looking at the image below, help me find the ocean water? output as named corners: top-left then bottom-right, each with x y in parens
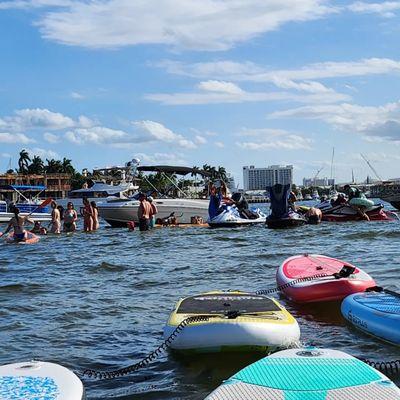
top-left (1, 206), bottom-right (400, 399)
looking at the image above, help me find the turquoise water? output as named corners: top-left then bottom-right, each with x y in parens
top-left (1, 204), bottom-right (400, 399)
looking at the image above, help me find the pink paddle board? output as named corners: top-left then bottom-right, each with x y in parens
top-left (276, 254), bottom-right (376, 303)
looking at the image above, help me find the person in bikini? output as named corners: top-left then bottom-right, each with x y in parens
top-left (82, 198), bottom-right (93, 232)
top-left (50, 201), bottom-right (61, 234)
top-left (90, 201), bottom-right (100, 230)
top-left (1, 207), bottom-right (35, 241)
top-left (63, 202), bottom-right (78, 232)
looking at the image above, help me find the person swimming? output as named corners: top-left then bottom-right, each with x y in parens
top-left (1, 207), bottom-right (35, 241)
top-left (63, 202), bottom-right (78, 232)
top-left (82, 198), bottom-right (93, 232)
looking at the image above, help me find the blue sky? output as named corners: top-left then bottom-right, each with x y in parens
top-left (1, 0), bottom-right (400, 186)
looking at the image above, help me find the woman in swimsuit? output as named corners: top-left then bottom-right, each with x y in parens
top-left (50, 201), bottom-right (61, 234)
top-left (82, 198), bottom-right (93, 232)
top-left (1, 207), bottom-right (34, 241)
top-left (90, 201), bottom-right (100, 230)
top-left (63, 202), bottom-right (78, 232)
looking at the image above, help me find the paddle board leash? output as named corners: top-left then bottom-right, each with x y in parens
top-left (81, 315), bottom-right (212, 380)
top-left (255, 265), bottom-right (355, 295)
top-left (360, 358), bottom-right (400, 376)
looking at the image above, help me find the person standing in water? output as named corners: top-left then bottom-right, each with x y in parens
top-left (91, 201), bottom-right (100, 230)
top-left (137, 193), bottom-right (151, 231)
top-left (63, 202), bottom-right (78, 232)
top-left (147, 196), bottom-right (158, 229)
top-left (1, 207), bottom-right (35, 241)
top-left (82, 198), bottom-right (93, 232)
top-left (50, 201), bottom-right (61, 234)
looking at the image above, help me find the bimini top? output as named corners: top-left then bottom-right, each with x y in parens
top-left (137, 165), bottom-right (210, 176)
top-left (0, 185), bottom-right (46, 191)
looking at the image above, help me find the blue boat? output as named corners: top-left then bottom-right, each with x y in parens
top-left (0, 185), bottom-right (51, 223)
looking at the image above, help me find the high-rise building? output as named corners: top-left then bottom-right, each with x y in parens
top-left (302, 177), bottom-right (335, 187)
top-left (243, 165), bottom-right (293, 191)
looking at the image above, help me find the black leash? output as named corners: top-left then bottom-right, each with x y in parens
top-left (81, 315), bottom-right (211, 380)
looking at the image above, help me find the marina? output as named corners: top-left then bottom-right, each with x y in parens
top-left (1, 200), bottom-right (400, 399)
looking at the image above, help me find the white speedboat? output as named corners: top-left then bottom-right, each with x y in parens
top-left (56, 181), bottom-right (137, 208)
top-left (0, 185), bottom-right (52, 223)
top-left (97, 165), bottom-right (212, 227)
top-left (98, 196), bottom-right (209, 227)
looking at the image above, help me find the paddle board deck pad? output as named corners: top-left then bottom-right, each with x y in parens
top-left (277, 254), bottom-right (376, 303)
top-left (163, 291), bottom-right (300, 353)
top-left (5, 232), bottom-right (40, 244)
top-left (341, 290), bottom-right (400, 346)
top-left (205, 348), bottom-right (400, 399)
top-left (0, 361), bottom-right (84, 399)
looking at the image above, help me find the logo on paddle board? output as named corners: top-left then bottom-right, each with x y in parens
top-left (347, 311), bottom-right (367, 329)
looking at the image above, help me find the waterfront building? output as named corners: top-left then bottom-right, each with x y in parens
top-left (303, 177), bottom-right (335, 187)
top-left (0, 173), bottom-right (71, 201)
top-left (243, 165), bottom-right (293, 191)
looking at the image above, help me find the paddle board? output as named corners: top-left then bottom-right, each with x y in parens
top-left (277, 254), bottom-right (376, 303)
top-left (0, 361), bottom-right (84, 399)
top-left (342, 289), bottom-right (400, 346)
top-left (205, 348), bottom-right (400, 399)
top-left (5, 232), bottom-right (40, 245)
top-left (164, 291), bottom-right (300, 353)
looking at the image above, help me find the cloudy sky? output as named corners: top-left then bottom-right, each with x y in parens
top-left (1, 0), bottom-right (400, 185)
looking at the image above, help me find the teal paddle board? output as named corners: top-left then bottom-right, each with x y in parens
top-left (205, 348), bottom-right (400, 399)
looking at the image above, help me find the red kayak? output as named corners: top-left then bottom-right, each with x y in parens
top-left (276, 254), bottom-right (376, 303)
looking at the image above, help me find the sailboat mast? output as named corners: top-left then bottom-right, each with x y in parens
top-left (330, 147), bottom-right (335, 189)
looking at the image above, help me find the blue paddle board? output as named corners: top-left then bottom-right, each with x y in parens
top-left (342, 290), bottom-right (400, 345)
top-left (205, 348), bottom-right (400, 399)
top-left (0, 361), bottom-right (84, 399)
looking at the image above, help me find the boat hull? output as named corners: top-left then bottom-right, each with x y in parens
top-left (0, 212), bottom-right (51, 223)
top-left (98, 198), bottom-right (209, 226)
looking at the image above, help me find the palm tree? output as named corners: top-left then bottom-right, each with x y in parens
top-left (28, 155), bottom-right (44, 174)
top-left (45, 159), bottom-right (63, 174)
top-left (18, 149), bottom-right (31, 174)
top-left (217, 166), bottom-right (227, 181)
top-left (61, 158), bottom-right (75, 174)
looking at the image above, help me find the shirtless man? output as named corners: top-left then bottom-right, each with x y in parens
top-left (1, 207), bottom-right (35, 241)
top-left (138, 193), bottom-right (151, 231)
top-left (50, 201), bottom-right (61, 234)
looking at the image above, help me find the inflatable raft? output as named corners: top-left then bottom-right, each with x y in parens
top-left (163, 291), bottom-right (300, 353)
top-left (205, 348), bottom-right (400, 399)
top-left (0, 360), bottom-right (84, 399)
top-left (341, 289), bottom-right (400, 346)
top-left (277, 254), bottom-right (376, 303)
top-left (5, 232), bottom-right (40, 244)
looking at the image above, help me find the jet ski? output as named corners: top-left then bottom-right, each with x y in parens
top-left (266, 184), bottom-right (306, 229)
top-left (318, 199), bottom-right (398, 222)
top-left (208, 192), bottom-right (266, 227)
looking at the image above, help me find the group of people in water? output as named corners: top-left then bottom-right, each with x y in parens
top-left (137, 193), bottom-right (158, 231)
top-left (0, 198), bottom-right (100, 242)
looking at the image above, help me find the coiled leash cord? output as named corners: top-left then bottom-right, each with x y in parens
top-left (82, 315), bottom-right (211, 380)
top-left (360, 359), bottom-right (400, 376)
top-left (82, 265), bottom-right (356, 380)
top-left (255, 264), bottom-right (355, 295)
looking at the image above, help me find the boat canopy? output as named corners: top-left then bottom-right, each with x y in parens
top-left (0, 184), bottom-right (46, 191)
top-left (71, 182), bottom-right (131, 195)
top-left (137, 165), bottom-right (210, 176)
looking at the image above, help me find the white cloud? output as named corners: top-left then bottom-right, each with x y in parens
top-left (26, 147), bottom-right (60, 160)
top-left (348, 1), bottom-right (400, 18)
top-left (0, 132), bottom-right (35, 144)
top-left (133, 120), bottom-right (197, 149)
top-left (30, 0), bottom-right (335, 51)
top-left (0, 108), bottom-right (75, 132)
top-left (65, 126), bottom-right (128, 145)
top-left (194, 135), bottom-right (207, 145)
top-left (1, 152), bottom-right (11, 158)
top-left (268, 101), bottom-right (400, 142)
top-left (43, 132), bottom-right (59, 143)
top-left (197, 80), bottom-right (244, 95)
top-left (235, 128), bottom-right (313, 150)
top-left (146, 85), bottom-right (349, 105)
top-left (70, 91), bottom-right (85, 99)
top-left (133, 152), bottom-right (187, 166)
top-left (0, 0), bottom-right (71, 9)
top-left (214, 141), bottom-right (225, 148)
